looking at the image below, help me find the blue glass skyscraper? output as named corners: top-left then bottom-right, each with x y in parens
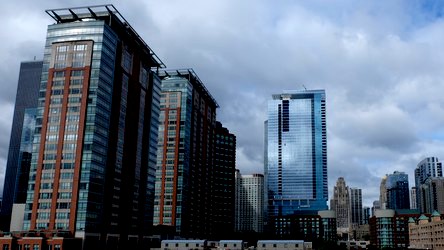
top-left (265, 90), bottom-right (328, 219)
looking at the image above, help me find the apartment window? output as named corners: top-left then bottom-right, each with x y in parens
top-left (33, 245), bottom-right (39, 250)
top-left (74, 44), bottom-right (87, 51)
top-left (57, 202), bottom-right (71, 209)
top-left (55, 54), bottom-right (67, 61)
top-left (121, 47), bottom-right (133, 72)
top-left (53, 71), bottom-right (65, 78)
top-left (57, 45), bottom-right (68, 53)
top-left (3, 244), bottom-right (9, 250)
top-left (71, 70), bottom-right (84, 77)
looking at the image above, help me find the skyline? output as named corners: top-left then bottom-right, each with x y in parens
top-left (2, 1), bottom-right (444, 207)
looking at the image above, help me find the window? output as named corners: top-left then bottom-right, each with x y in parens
top-left (121, 47), bottom-right (133, 72)
top-left (74, 44), bottom-right (87, 51)
top-left (71, 70), bottom-right (84, 77)
top-left (33, 245), bottom-right (39, 250)
top-left (53, 71), bottom-right (65, 78)
top-left (57, 45), bottom-right (68, 52)
top-left (55, 54), bottom-right (67, 61)
top-left (57, 202), bottom-right (71, 209)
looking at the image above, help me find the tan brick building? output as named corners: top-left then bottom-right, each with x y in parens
top-left (409, 211), bottom-right (444, 250)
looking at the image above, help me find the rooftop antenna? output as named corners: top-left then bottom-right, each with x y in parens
top-left (302, 84), bottom-right (307, 90)
top-left (34, 56), bottom-right (36, 61)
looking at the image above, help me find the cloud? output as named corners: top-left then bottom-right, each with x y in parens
top-left (2, 0), bottom-right (444, 208)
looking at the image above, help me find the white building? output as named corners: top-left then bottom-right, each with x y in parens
top-left (410, 187), bottom-right (417, 209)
top-left (235, 170), bottom-right (264, 233)
top-left (161, 240), bottom-right (206, 250)
top-left (257, 240), bottom-right (312, 250)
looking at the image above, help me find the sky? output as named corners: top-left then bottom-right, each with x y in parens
top-left (1, 0), bottom-right (444, 207)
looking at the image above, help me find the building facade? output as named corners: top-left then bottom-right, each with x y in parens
top-left (415, 157), bottom-right (442, 212)
top-left (420, 177), bottom-right (444, 214)
top-left (386, 171), bottom-right (410, 210)
top-left (213, 122), bottom-right (236, 238)
top-left (371, 201), bottom-right (380, 218)
top-left (268, 210), bottom-right (336, 241)
top-left (265, 90), bottom-right (327, 223)
top-left (330, 177), bottom-right (350, 229)
top-left (410, 187), bottom-right (417, 210)
top-left (369, 209), bottom-right (419, 249)
top-left (409, 211), bottom-right (444, 250)
top-left (1, 61), bottom-right (42, 230)
top-left (235, 170), bottom-right (264, 233)
top-left (379, 175), bottom-right (388, 210)
top-left (153, 69), bottom-right (219, 239)
top-left (349, 188), bottom-right (363, 229)
top-left (1, 5), bottom-right (165, 249)
top-left (362, 207), bottom-right (370, 225)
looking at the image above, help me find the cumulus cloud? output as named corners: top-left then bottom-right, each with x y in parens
top-left (2, 0), bottom-right (444, 207)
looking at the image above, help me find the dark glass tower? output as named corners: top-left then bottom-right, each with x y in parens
top-left (213, 121), bottom-right (236, 238)
top-left (386, 171), bottom-right (410, 210)
top-left (0, 61), bottom-right (42, 230)
top-left (9, 5), bottom-right (165, 249)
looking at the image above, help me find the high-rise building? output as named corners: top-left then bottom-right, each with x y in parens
top-left (410, 187), bottom-right (417, 210)
top-left (0, 5), bottom-right (165, 249)
top-left (379, 175), bottom-right (388, 209)
top-left (330, 177), bottom-right (350, 229)
top-left (350, 188), bottom-right (363, 229)
top-left (235, 170), bottom-right (264, 233)
top-left (213, 122), bottom-right (236, 238)
top-left (420, 177), bottom-right (444, 214)
top-left (0, 61), bottom-right (42, 230)
top-left (386, 171), bottom-right (410, 210)
top-left (265, 90), bottom-right (327, 225)
top-left (372, 200), bottom-right (380, 217)
top-left (153, 69), bottom-right (219, 239)
top-left (362, 207), bottom-right (370, 225)
top-left (415, 157), bottom-right (442, 212)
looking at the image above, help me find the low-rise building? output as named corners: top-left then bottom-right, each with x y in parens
top-left (352, 224), bottom-right (370, 241)
top-left (268, 210), bottom-right (337, 242)
top-left (218, 240), bottom-right (244, 250)
top-left (337, 240), bottom-right (369, 249)
top-left (257, 240), bottom-right (312, 250)
top-left (369, 209), bottom-right (419, 249)
top-left (409, 211), bottom-right (444, 250)
top-left (161, 240), bottom-right (207, 250)
top-left (0, 232), bottom-right (81, 250)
